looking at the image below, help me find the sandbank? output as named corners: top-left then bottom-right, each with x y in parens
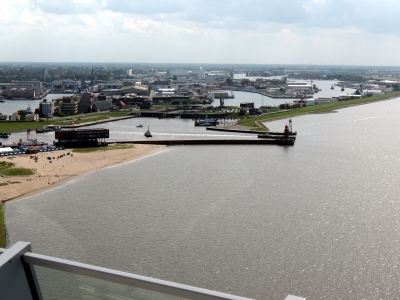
top-left (0, 144), bottom-right (162, 203)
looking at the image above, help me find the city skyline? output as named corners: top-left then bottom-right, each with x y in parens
top-left (1, 0), bottom-right (400, 66)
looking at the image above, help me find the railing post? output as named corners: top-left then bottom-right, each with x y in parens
top-left (0, 241), bottom-right (43, 300)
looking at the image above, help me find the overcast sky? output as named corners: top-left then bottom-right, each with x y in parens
top-left (1, 0), bottom-right (400, 66)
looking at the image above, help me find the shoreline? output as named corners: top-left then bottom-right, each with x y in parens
top-left (235, 93), bottom-right (400, 127)
top-left (0, 144), bottom-right (162, 203)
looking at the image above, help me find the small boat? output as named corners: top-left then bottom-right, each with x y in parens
top-left (330, 84), bottom-right (334, 90)
top-left (26, 105), bottom-right (33, 115)
top-left (195, 115), bottom-right (219, 126)
top-left (144, 127), bottom-right (152, 138)
top-left (341, 86), bottom-right (345, 91)
top-left (136, 124), bottom-right (143, 128)
top-left (36, 125), bottom-right (61, 133)
top-left (36, 127), bottom-right (54, 133)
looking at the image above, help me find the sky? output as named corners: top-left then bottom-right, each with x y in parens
top-left (1, 0), bottom-right (400, 66)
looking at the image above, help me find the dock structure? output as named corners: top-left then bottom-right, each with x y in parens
top-left (206, 126), bottom-right (297, 135)
top-left (113, 139), bottom-right (294, 146)
top-left (54, 128), bottom-right (109, 148)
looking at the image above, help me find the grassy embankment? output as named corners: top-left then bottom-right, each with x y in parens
top-left (0, 161), bottom-right (35, 247)
top-left (236, 91), bottom-right (400, 128)
top-left (0, 203), bottom-right (5, 247)
top-left (0, 111), bottom-right (132, 133)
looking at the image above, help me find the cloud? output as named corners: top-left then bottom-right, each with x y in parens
top-left (1, 0), bottom-right (400, 64)
top-left (22, 0), bottom-right (400, 35)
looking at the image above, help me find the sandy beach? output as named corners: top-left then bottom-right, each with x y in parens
top-left (0, 144), bottom-right (161, 203)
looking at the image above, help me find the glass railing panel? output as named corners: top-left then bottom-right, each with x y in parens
top-left (34, 265), bottom-right (196, 300)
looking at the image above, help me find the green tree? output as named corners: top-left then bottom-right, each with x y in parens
top-left (17, 110), bottom-right (27, 116)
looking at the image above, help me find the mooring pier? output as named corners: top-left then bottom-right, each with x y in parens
top-left (113, 139), bottom-right (295, 146)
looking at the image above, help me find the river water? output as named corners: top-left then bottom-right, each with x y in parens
top-left (215, 79), bottom-right (355, 108)
top-left (5, 98), bottom-right (400, 299)
top-left (0, 93), bottom-right (73, 116)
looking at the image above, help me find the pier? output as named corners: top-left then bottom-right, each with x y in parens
top-left (206, 126), bottom-right (297, 136)
top-left (113, 139), bottom-right (294, 146)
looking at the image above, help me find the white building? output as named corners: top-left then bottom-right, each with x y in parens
top-left (11, 112), bottom-right (20, 121)
top-left (24, 114), bottom-right (39, 121)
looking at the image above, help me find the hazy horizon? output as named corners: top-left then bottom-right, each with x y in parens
top-left (1, 62), bottom-right (400, 70)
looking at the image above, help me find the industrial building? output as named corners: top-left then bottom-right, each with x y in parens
top-left (59, 95), bottom-right (80, 115)
top-left (51, 80), bottom-right (81, 93)
top-left (54, 128), bottom-right (109, 148)
top-left (2, 87), bottom-right (42, 99)
top-left (240, 102), bottom-right (255, 108)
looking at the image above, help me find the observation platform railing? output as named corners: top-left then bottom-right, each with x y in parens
top-left (0, 241), bottom-right (304, 300)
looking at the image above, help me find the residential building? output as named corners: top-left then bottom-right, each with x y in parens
top-left (24, 114), bottom-right (39, 121)
top-left (11, 112), bottom-right (20, 121)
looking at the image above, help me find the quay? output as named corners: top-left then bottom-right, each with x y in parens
top-left (52, 115), bottom-right (138, 129)
top-left (206, 126), bottom-right (265, 134)
top-left (113, 139), bottom-right (295, 146)
top-left (206, 126), bottom-right (297, 135)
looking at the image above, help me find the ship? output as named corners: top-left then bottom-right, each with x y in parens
top-left (194, 116), bottom-right (219, 126)
top-left (36, 126), bottom-right (61, 133)
top-left (144, 127), bottom-right (152, 138)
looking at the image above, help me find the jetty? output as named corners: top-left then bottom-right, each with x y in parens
top-left (113, 139), bottom-right (295, 146)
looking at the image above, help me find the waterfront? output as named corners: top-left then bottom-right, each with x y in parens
top-left (5, 98), bottom-right (400, 299)
top-left (0, 93), bottom-right (73, 116)
top-left (213, 79), bottom-right (356, 108)
top-left (0, 80), bottom-right (354, 115)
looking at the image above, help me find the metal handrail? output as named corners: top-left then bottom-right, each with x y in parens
top-left (23, 252), bottom-right (253, 300)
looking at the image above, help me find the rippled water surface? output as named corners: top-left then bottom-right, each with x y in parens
top-left (5, 98), bottom-right (400, 299)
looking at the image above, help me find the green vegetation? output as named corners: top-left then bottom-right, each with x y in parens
top-left (51, 115), bottom-right (109, 125)
top-left (0, 111), bottom-right (132, 133)
top-left (0, 203), bottom-right (5, 247)
top-left (0, 181), bottom-right (21, 186)
top-left (237, 91), bottom-right (400, 128)
top-left (153, 105), bottom-right (173, 110)
top-left (0, 161), bottom-right (35, 176)
top-left (72, 144), bottom-right (134, 153)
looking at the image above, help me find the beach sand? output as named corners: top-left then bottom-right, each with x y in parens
top-left (0, 144), bottom-right (161, 203)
